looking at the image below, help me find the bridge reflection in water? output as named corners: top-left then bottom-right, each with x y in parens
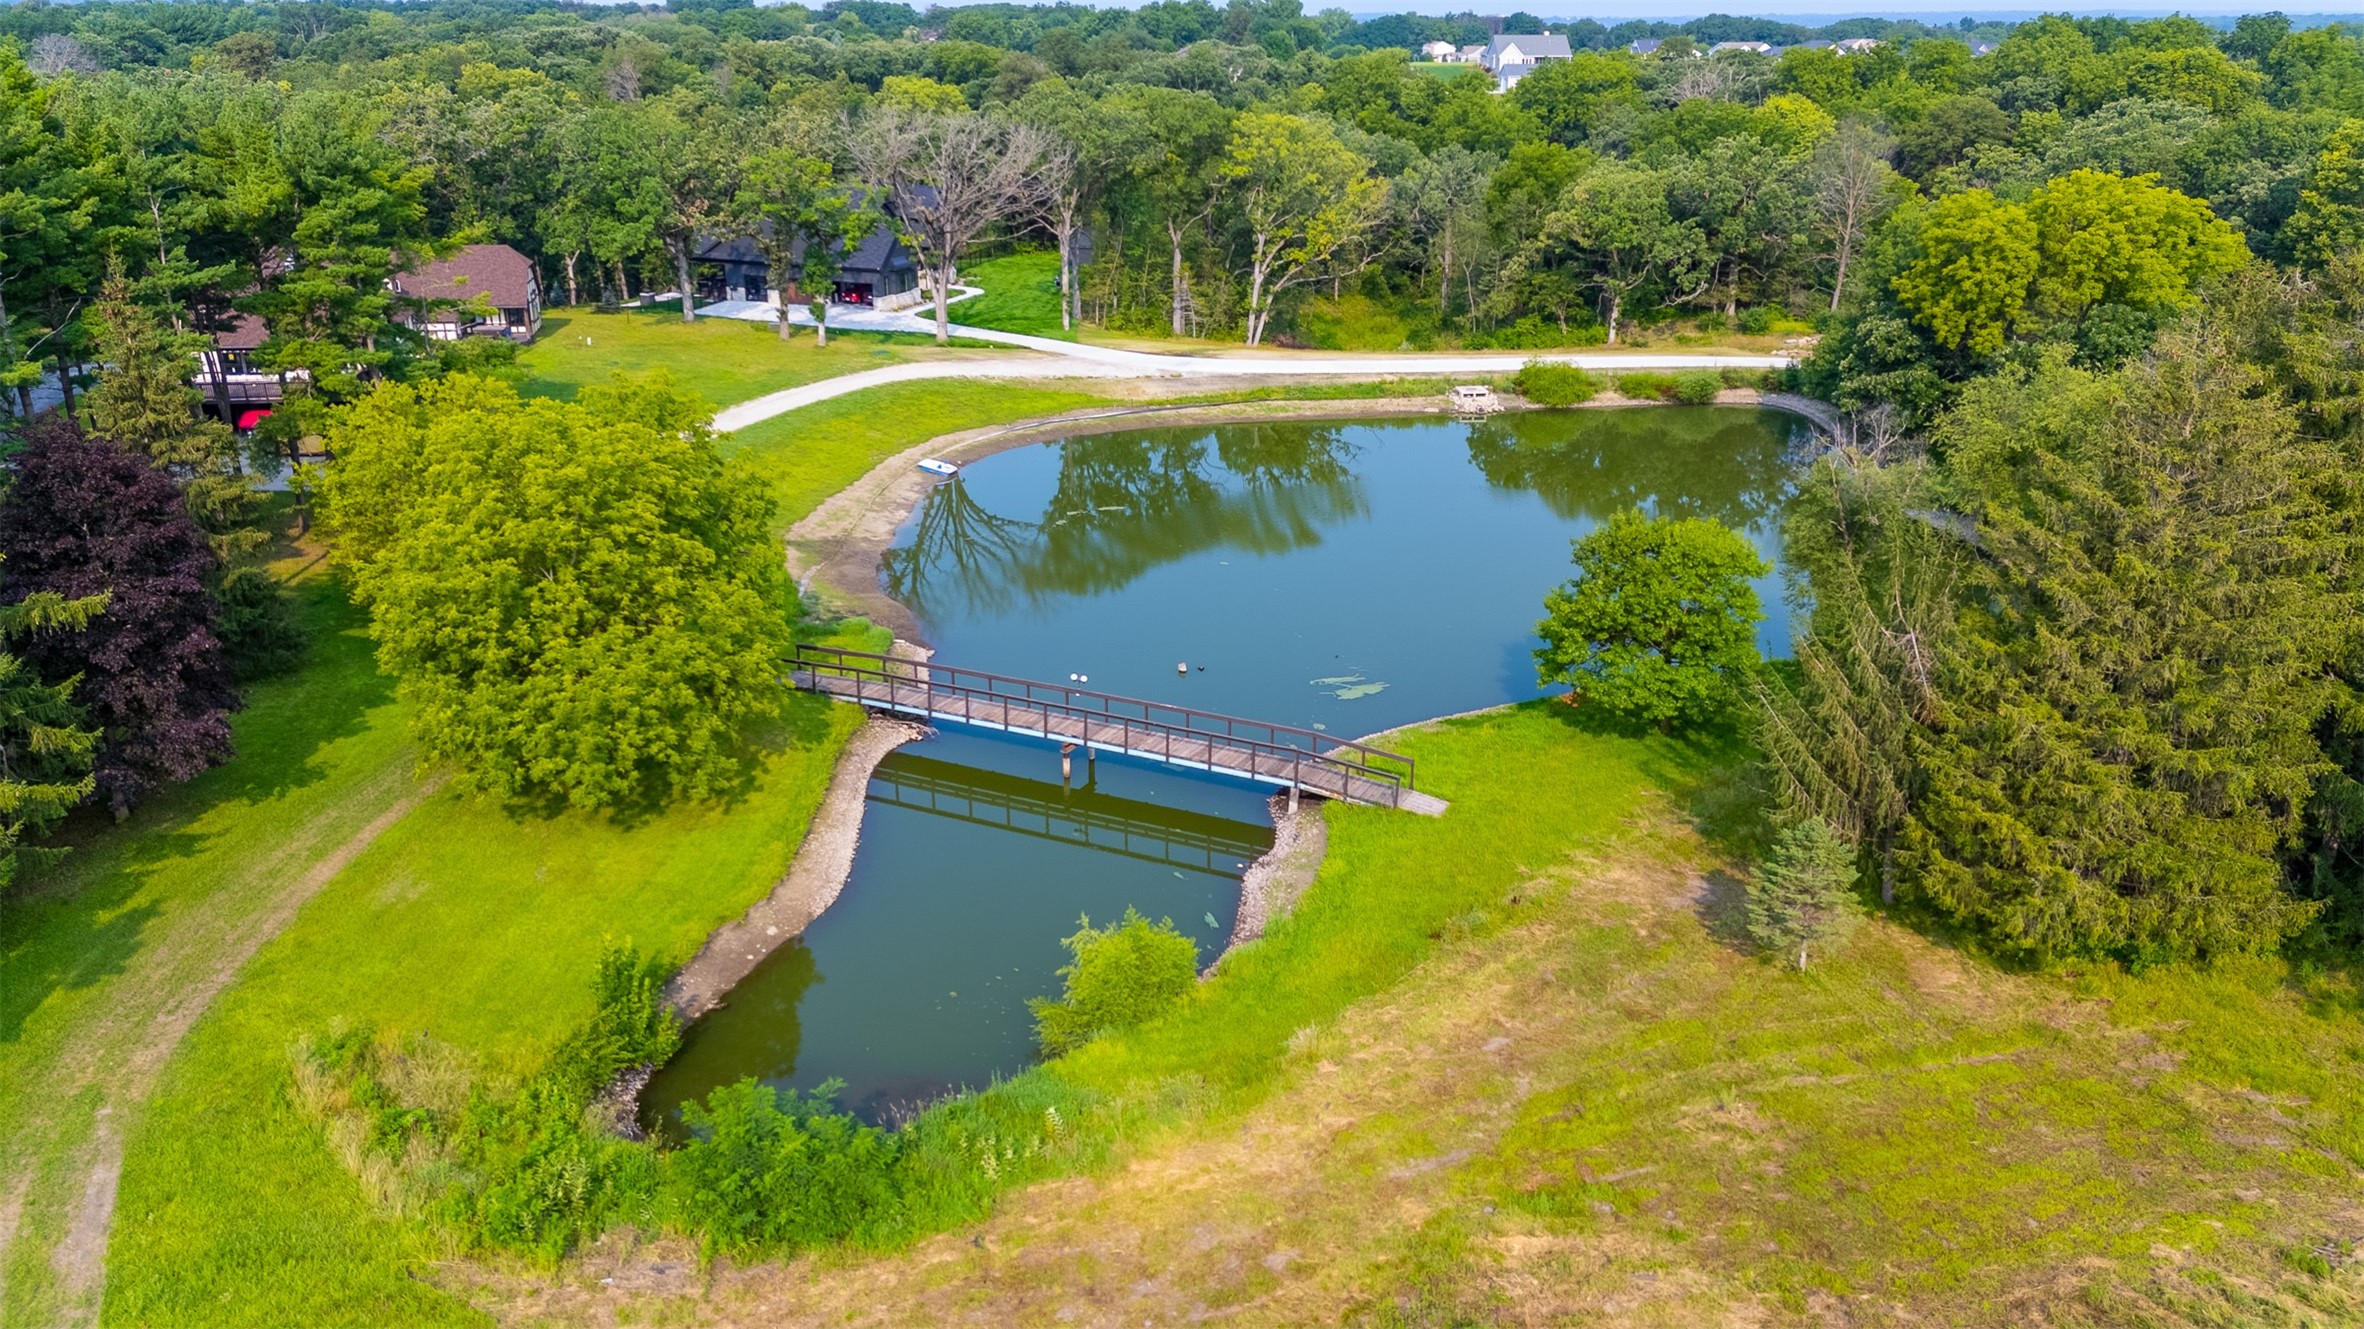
top-left (866, 750), bottom-right (1271, 878)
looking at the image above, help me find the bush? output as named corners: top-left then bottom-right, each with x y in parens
top-left (1615, 371), bottom-right (1678, 401)
top-left (1673, 369), bottom-right (1724, 404)
top-left (1511, 359), bottom-right (1600, 407)
top-left (1031, 907), bottom-right (1198, 1057)
top-left (670, 1079), bottom-right (901, 1257)
top-left (1467, 314), bottom-right (1606, 350)
top-left (212, 565), bottom-right (307, 683)
top-left (1737, 306), bottom-right (1778, 336)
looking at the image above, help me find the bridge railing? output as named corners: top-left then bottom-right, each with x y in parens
top-left (788, 644), bottom-right (1416, 803)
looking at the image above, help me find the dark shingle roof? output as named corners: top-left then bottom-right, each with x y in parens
top-left (390, 243), bottom-right (537, 309)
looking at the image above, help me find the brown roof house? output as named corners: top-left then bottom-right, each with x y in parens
top-left (389, 243), bottom-right (542, 342)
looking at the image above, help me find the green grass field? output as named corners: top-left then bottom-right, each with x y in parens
top-left (538, 704), bottom-right (2364, 1324)
top-left (723, 377), bottom-right (1114, 533)
top-left (14, 342), bottom-right (2364, 1325)
top-left (3, 372), bottom-right (1125, 1326)
top-left (951, 252), bottom-right (1075, 341)
top-left (516, 307), bottom-right (925, 407)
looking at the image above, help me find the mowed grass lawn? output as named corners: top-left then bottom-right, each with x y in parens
top-left (951, 251), bottom-right (1074, 341)
top-left (516, 306), bottom-right (926, 407)
top-left (7, 375), bottom-right (1123, 1325)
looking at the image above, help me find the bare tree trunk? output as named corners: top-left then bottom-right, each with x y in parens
top-left (1606, 291), bottom-right (1621, 346)
top-left (1167, 219), bottom-right (1189, 338)
top-left (1057, 222), bottom-right (1074, 333)
top-left (814, 300), bottom-right (829, 347)
top-left (564, 252), bottom-right (581, 306)
top-left (1831, 231), bottom-right (1854, 312)
top-left (932, 261), bottom-right (953, 344)
top-left (672, 236), bottom-right (696, 322)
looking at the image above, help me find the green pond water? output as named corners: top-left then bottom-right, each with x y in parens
top-left (641, 407), bottom-right (1805, 1127)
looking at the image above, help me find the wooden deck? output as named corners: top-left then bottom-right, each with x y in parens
top-left (789, 647), bottom-right (1447, 817)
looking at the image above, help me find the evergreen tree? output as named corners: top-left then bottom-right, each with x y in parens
top-left (1906, 328), bottom-right (2348, 961)
top-left (85, 260), bottom-right (305, 682)
top-left (0, 581), bottom-right (103, 890)
top-left (1747, 817), bottom-right (1863, 969)
top-left (0, 421), bottom-right (239, 816)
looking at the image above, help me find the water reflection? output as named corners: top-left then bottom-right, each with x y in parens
top-left (883, 423), bottom-right (1366, 620)
top-left (1463, 408), bottom-right (1799, 531)
top-left (640, 734), bottom-right (1267, 1127)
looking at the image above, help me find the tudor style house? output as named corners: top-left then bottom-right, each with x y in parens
top-left (388, 243), bottom-right (543, 342)
top-left (1479, 33), bottom-right (1570, 92)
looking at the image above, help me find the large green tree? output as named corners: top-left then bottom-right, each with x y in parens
top-left (320, 374), bottom-right (792, 811)
top-left (1217, 111), bottom-right (1383, 347)
top-left (1535, 507), bottom-right (1767, 731)
top-left (1906, 333), bottom-right (2349, 961)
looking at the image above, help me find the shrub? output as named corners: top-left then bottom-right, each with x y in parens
top-left (669, 1079), bottom-right (901, 1257)
top-left (1031, 908), bottom-right (1198, 1057)
top-left (1615, 371), bottom-right (1678, 400)
top-left (212, 566), bottom-right (307, 683)
top-left (1468, 314), bottom-right (1606, 350)
top-left (1746, 818), bottom-right (1863, 969)
top-left (1737, 306), bottom-right (1778, 335)
top-left (1673, 369), bottom-right (1725, 404)
top-left (1512, 360), bottom-right (1600, 407)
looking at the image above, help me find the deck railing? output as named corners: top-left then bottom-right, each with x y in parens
top-left (787, 644), bottom-right (1416, 807)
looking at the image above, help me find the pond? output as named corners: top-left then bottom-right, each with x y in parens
top-left (641, 407), bottom-right (1807, 1128)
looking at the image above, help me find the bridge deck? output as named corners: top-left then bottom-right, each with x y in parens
top-left (794, 665), bottom-right (1447, 817)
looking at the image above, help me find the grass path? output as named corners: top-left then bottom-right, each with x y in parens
top-left (0, 567), bottom-right (422, 1328)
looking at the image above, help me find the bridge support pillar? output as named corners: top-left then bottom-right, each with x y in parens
top-left (1061, 743), bottom-right (1077, 784)
top-left (1288, 783), bottom-right (1299, 813)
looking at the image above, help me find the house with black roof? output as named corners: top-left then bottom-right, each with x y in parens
top-left (692, 205), bottom-right (922, 309)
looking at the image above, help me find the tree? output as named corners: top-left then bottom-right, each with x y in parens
top-left (1906, 333), bottom-right (2345, 961)
top-left (854, 106), bottom-right (1051, 344)
top-left (1535, 507), bottom-right (1767, 731)
top-left (2289, 118), bottom-right (2364, 270)
top-left (0, 421), bottom-right (238, 816)
top-left (320, 374), bottom-right (792, 811)
top-left (0, 575), bottom-right (102, 890)
top-left (638, 93), bottom-right (746, 323)
top-left (738, 145), bottom-right (869, 342)
top-left (2023, 168), bottom-right (2247, 326)
top-left (1892, 191), bottom-right (2040, 357)
top-left (1217, 112), bottom-right (1385, 346)
top-left (1747, 818), bottom-right (1863, 969)
top-left (1538, 160), bottom-right (1704, 344)
top-left (1812, 120), bottom-right (1902, 311)
top-left (1030, 907), bottom-right (1198, 1056)
top-left (84, 261), bottom-right (256, 548)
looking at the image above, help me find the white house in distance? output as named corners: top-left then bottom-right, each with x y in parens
top-left (1480, 32), bottom-right (1570, 92)
top-left (1420, 39), bottom-right (1458, 60)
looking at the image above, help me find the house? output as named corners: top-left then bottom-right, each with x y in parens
top-left (189, 310), bottom-right (309, 428)
top-left (692, 197), bottom-right (923, 309)
top-left (388, 243), bottom-right (542, 342)
top-left (1480, 32), bottom-right (1570, 91)
top-left (1455, 43), bottom-right (1485, 63)
top-left (1711, 40), bottom-right (1773, 54)
top-left (1967, 39), bottom-right (1997, 56)
top-left (1833, 37), bottom-right (1885, 54)
top-left (1420, 39), bottom-right (1458, 60)
top-left (1629, 37), bottom-right (1661, 54)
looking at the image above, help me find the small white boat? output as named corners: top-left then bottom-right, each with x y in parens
top-left (916, 458), bottom-right (960, 477)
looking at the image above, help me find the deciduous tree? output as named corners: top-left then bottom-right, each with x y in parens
top-left (321, 374), bottom-right (791, 811)
top-left (0, 421), bottom-right (238, 816)
top-left (1535, 507), bottom-right (1767, 730)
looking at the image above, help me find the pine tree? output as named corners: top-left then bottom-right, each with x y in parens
top-left (1747, 818), bottom-right (1863, 970)
top-left (0, 587), bottom-right (103, 890)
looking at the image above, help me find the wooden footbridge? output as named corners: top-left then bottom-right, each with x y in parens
top-left (789, 645), bottom-right (1447, 816)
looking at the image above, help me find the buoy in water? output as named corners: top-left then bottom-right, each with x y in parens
top-left (1177, 662), bottom-right (1188, 674)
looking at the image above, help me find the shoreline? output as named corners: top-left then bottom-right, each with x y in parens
top-left (647, 388), bottom-right (1830, 1114)
top-left (787, 387), bottom-right (1823, 646)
